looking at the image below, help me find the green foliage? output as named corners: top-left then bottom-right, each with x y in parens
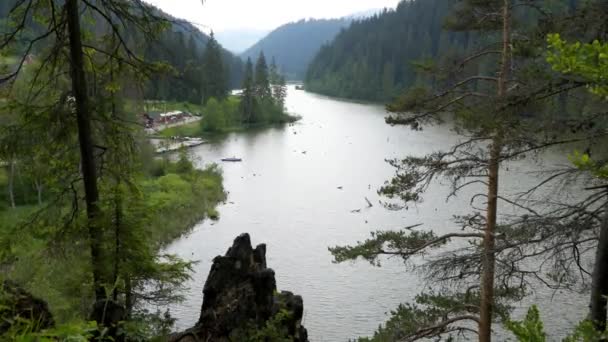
top-left (547, 34), bottom-right (608, 99)
top-left (201, 32), bottom-right (229, 104)
top-left (357, 291), bottom-right (481, 342)
top-left (120, 309), bottom-right (176, 341)
top-left (231, 310), bottom-right (294, 342)
top-left (254, 52), bottom-right (272, 100)
top-left (141, 20), bottom-right (243, 103)
top-left (329, 229), bottom-right (445, 266)
top-left (504, 307), bottom-right (608, 342)
top-left (201, 98), bottom-right (228, 132)
top-left (505, 306), bottom-right (546, 342)
top-left (0, 157), bottom-right (225, 327)
top-left (569, 151), bottom-right (608, 179)
top-left (305, 1), bottom-right (469, 101)
top-left (158, 121), bottom-right (202, 138)
top-left (1, 321), bottom-right (97, 342)
top-left (563, 320), bottom-right (608, 342)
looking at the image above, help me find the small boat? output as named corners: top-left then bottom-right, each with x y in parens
top-left (295, 85), bottom-right (304, 90)
top-left (221, 157), bottom-right (242, 162)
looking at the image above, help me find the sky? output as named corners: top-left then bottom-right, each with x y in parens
top-left (146, 0), bottom-right (401, 33)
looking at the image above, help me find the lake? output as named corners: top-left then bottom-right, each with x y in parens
top-left (164, 85), bottom-right (587, 341)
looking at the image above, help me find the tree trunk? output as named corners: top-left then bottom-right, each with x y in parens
top-left (112, 187), bottom-right (122, 301)
top-left (65, 0), bottom-right (106, 301)
top-left (590, 201), bottom-right (608, 333)
top-left (8, 160), bottom-right (16, 209)
top-left (479, 1), bottom-right (510, 341)
top-left (479, 140), bottom-right (501, 342)
top-left (125, 276), bottom-right (133, 319)
top-left (34, 179), bottom-right (43, 205)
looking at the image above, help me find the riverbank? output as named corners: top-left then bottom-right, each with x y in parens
top-left (157, 117), bottom-right (299, 139)
top-left (157, 96), bottom-right (299, 139)
top-left (0, 154), bottom-right (225, 323)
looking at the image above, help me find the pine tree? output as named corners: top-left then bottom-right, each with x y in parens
top-left (275, 75), bottom-right (287, 110)
top-left (201, 31), bottom-right (228, 104)
top-left (254, 52), bottom-right (272, 100)
top-left (240, 58), bottom-right (257, 124)
top-left (269, 57), bottom-right (287, 109)
top-left (269, 57), bottom-right (279, 85)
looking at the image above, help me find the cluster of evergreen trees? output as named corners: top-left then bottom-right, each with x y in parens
top-left (143, 28), bottom-right (242, 105)
top-left (240, 53), bottom-right (288, 126)
top-left (305, 1), bottom-right (465, 101)
top-left (199, 52), bottom-right (290, 133)
top-left (0, 0), bottom-right (243, 106)
top-left (305, 0), bottom-right (578, 102)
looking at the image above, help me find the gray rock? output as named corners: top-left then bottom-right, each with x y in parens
top-left (170, 234), bottom-right (308, 341)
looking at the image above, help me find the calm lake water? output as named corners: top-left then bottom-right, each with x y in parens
top-left (164, 86), bottom-right (587, 341)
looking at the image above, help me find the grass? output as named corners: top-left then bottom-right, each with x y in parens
top-left (156, 119), bottom-right (299, 139)
top-left (0, 55), bottom-right (18, 69)
top-left (157, 114), bottom-right (300, 139)
top-left (0, 205), bottom-right (40, 232)
top-left (157, 121), bottom-right (202, 138)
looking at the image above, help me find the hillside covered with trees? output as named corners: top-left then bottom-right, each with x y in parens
top-left (305, 1), bottom-right (470, 101)
top-left (241, 18), bottom-right (352, 80)
top-left (0, 0), bottom-right (244, 105)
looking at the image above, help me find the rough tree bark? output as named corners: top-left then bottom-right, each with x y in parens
top-left (65, 0), bottom-right (107, 301)
top-left (590, 200), bottom-right (608, 332)
top-left (479, 1), bottom-right (511, 341)
top-left (34, 179), bottom-right (42, 205)
top-left (8, 159), bottom-right (16, 209)
top-left (480, 139), bottom-right (501, 342)
top-left (112, 187), bottom-right (122, 301)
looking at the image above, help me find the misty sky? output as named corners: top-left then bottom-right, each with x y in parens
top-left (146, 0), bottom-right (401, 32)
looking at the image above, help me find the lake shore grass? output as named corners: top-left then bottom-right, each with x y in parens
top-left (156, 114), bottom-right (300, 139)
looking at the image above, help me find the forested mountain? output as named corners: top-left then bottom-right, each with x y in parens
top-left (0, 0), bottom-right (244, 104)
top-left (305, 0), bottom-right (579, 102)
top-left (305, 1), bottom-right (469, 101)
top-left (240, 18), bottom-right (352, 80)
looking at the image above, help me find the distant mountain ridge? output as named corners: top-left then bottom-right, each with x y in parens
top-left (239, 8), bottom-right (389, 80)
top-left (240, 18), bottom-right (352, 80)
top-left (215, 29), bottom-right (270, 54)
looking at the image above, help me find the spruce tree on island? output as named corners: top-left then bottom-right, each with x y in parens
top-left (254, 52), bottom-right (272, 100)
top-left (240, 57), bottom-right (257, 125)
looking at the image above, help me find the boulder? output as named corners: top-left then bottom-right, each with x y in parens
top-left (170, 234), bottom-right (308, 341)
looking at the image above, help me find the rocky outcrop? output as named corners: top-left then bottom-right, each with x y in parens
top-left (0, 280), bottom-right (55, 334)
top-left (170, 234), bottom-right (308, 342)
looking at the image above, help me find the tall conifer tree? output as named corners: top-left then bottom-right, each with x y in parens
top-left (201, 32), bottom-right (228, 104)
top-left (241, 58), bottom-right (257, 124)
top-left (254, 52), bottom-right (272, 100)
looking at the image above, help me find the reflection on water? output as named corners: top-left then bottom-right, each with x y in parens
top-left (162, 86), bottom-right (586, 341)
